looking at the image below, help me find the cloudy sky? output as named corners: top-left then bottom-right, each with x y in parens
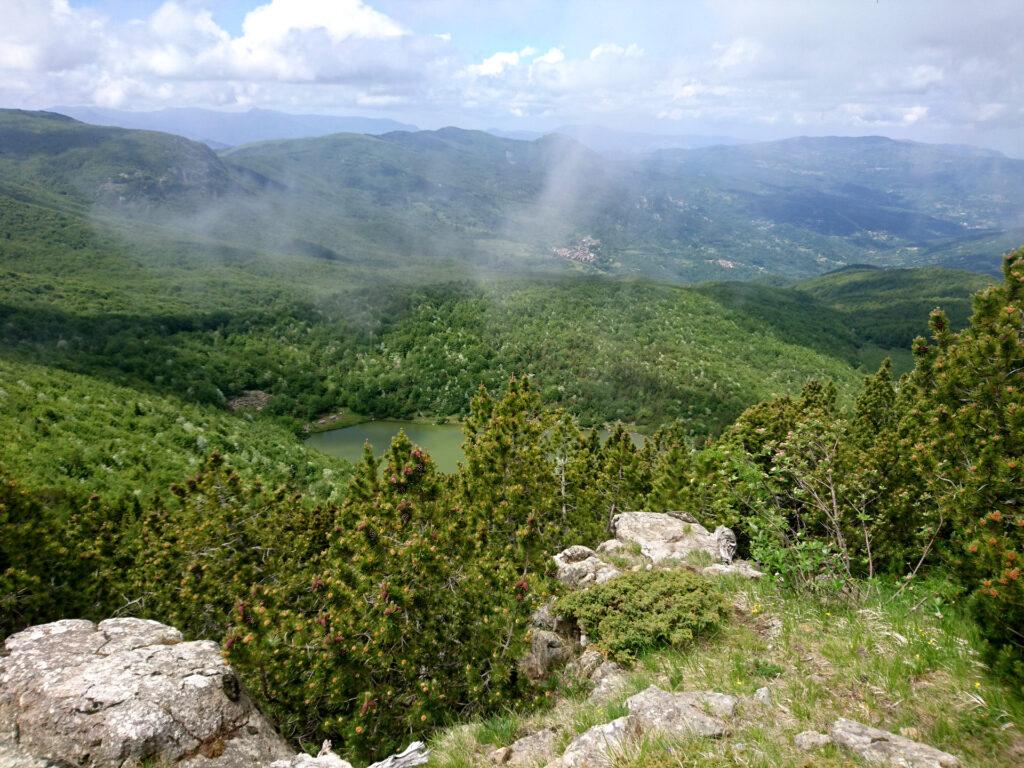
top-left (2, 0), bottom-right (1022, 154)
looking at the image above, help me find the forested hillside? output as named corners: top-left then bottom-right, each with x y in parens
top-left (4, 250), bottom-right (1024, 763)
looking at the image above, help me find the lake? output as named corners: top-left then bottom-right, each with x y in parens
top-left (306, 420), bottom-right (646, 473)
top-left (306, 420), bottom-right (465, 472)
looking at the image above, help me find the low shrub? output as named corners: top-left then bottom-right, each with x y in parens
top-left (554, 570), bottom-right (727, 662)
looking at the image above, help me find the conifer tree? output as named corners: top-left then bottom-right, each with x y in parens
top-left (459, 377), bottom-right (557, 564)
top-left (894, 248), bottom-right (1024, 677)
top-left (229, 423), bottom-right (539, 757)
top-left (595, 424), bottom-right (651, 531)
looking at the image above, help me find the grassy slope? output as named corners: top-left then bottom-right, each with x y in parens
top-left (431, 576), bottom-right (1024, 767)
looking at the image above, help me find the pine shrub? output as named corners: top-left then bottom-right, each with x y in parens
top-left (554, 570), bottom-right (727, 662)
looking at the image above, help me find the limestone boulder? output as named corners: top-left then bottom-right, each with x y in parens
top-left (625, 686), bottom-right (736, 739)
top-left (565, 649), bottom-right (604, 681)
top-left (829, 718), bottom-right (959, 767)
top-left (794, 730), bottom-right (832, 752)
top-left (489, 729), bottom-right (560, 767)
top-left (594, 540), bottom-right (649, 570)
top-left (0, 618), bottom-right (292, 768)
top-left (530, 601), bottom-right (576, 637)
top-left (611, 512), bottom-right (737, 565)
top-left (552, 546), bottom-right (621, 590)
top-left (701, 561), bottom-right (764, 579)
top-left (520, 630), bottom-right (575, 681)
top-left (586, 662), bottom-right (628, 703)
top-left (557, 716), bottom-right (638, 768)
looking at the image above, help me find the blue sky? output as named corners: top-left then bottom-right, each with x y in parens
top-left (3, 1), bottom-right (1023, 154)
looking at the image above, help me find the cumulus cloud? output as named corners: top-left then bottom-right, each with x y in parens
top-left (0, 0), bottom-right (1021, 154)
top-left (589, 43), bottom-right (643, 61)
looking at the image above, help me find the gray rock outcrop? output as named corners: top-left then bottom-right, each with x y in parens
top-left (0, 618), bottom-right (292, 768)
top-left (520, 630), bottom-right (576, 681)
top-left (585, 661), bottom-right (627, 703)
top-left (793, 730), bottom-right (832, 751)
top-left (270, 741), bottom-right (428, 768)
top-left (552, 546), bottom-right (621, 589)
top-left (701, 562), bottom-right (764, 579)
top-left (271, 741), bottom-right (354, 768)
top-left (489, 729), bottom-right (560, 767)
top-left (557, 716), bottom-right (637, 768)
top-left (625, 686), bottom-right (736, 739)
top-left (829, 718), bottom-right (959, 767)
top-left (611, 512), bottom-right (737, 565)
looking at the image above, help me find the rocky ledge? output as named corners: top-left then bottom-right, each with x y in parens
top-left (0, 618), bottom-right (427, 768)
top-left (552, 511), bottom-right (763, 590)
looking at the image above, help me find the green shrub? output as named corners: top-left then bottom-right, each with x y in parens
top-left (554, 570), bottom-right (727, 662)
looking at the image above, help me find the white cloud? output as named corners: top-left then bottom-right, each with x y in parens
top-left (714, 38), bottom-right (760, 69)
top-left (589, 43), bottom-right (643, 60)
top-left (902, 105), bottom-right (928, 125)
top-left (468, 47), bottom-right (538, 77)
top-left (238, 0), bottom-right (404, 47)
top-left (534, 48), bottom-right (565, 65)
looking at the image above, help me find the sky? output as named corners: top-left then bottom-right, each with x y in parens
top-left (2, 0), bottom-right (1022, 154)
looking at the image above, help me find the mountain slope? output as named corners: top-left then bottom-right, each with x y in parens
top-left (0, 109), bottom-right (231, 207)
top-left (796, 265), bottom-right (995, 349)
top-left (51, 106), bottom-right (417, 147)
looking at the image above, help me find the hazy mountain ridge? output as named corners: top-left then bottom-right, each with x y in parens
top-left (50, 105), bottom-right (418, 148)
top-left (3, 109), bottom-right (1022, 280)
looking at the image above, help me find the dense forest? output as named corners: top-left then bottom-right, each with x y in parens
top-left (4, 250), bottom-right (1023, 759)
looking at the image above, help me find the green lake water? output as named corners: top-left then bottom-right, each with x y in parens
top-left (306, 421), bottom-right (465, 472)
top-left (306, 420), bottom-right (645, 473)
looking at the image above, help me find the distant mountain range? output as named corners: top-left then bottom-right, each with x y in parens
top-left (49, 106), bottom-right (418, 148)
top-left (486, 125), bottom-right (743, 154)
top-left (3, 109), bottom-right (1023, 282)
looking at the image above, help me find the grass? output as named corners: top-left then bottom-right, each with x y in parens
top-left (426, 575), bottom-right (1024, 767)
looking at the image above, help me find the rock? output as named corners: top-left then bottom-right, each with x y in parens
top-left (489, 729), bottom-right (559, 767)
top-left (611, 512), bottom-right (737, 565)
top-left (595, 540), bottom-right (648, 569)
top-left (272, 741), bottom-right (354, 768)
top-left (752, 687), bottom-right (772, 706)
top-left (274, 741), bottom-right (429, 768)
top-left (558, 716), bottom-right (638, 768)
top-left (520, 630), bottom-right (575, 681)
top-left (829, 718), bottom-right (959, 767)
top-left (226, 389), bottom-right (271, 412)
top-left (701, 561), bottom-right (764, 579)
top-left (365, 741), bottom-right (429, 768)
top-left (552, 546), bottom-right (621, 589)
top-left (0, 741), bottom-right (57, 767)
top-left (565, 649), bottom-right (604, 680)
top-left (794, 731), bottom-right (832, 751)
top-left (0, 618), bottom-right (292, 768)
top-left (530, 601), bottom-right (576, 637)
top-left (625, 686), bottom-right (736, 739)
top-left (586, 662), bottom-right (628, 703)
